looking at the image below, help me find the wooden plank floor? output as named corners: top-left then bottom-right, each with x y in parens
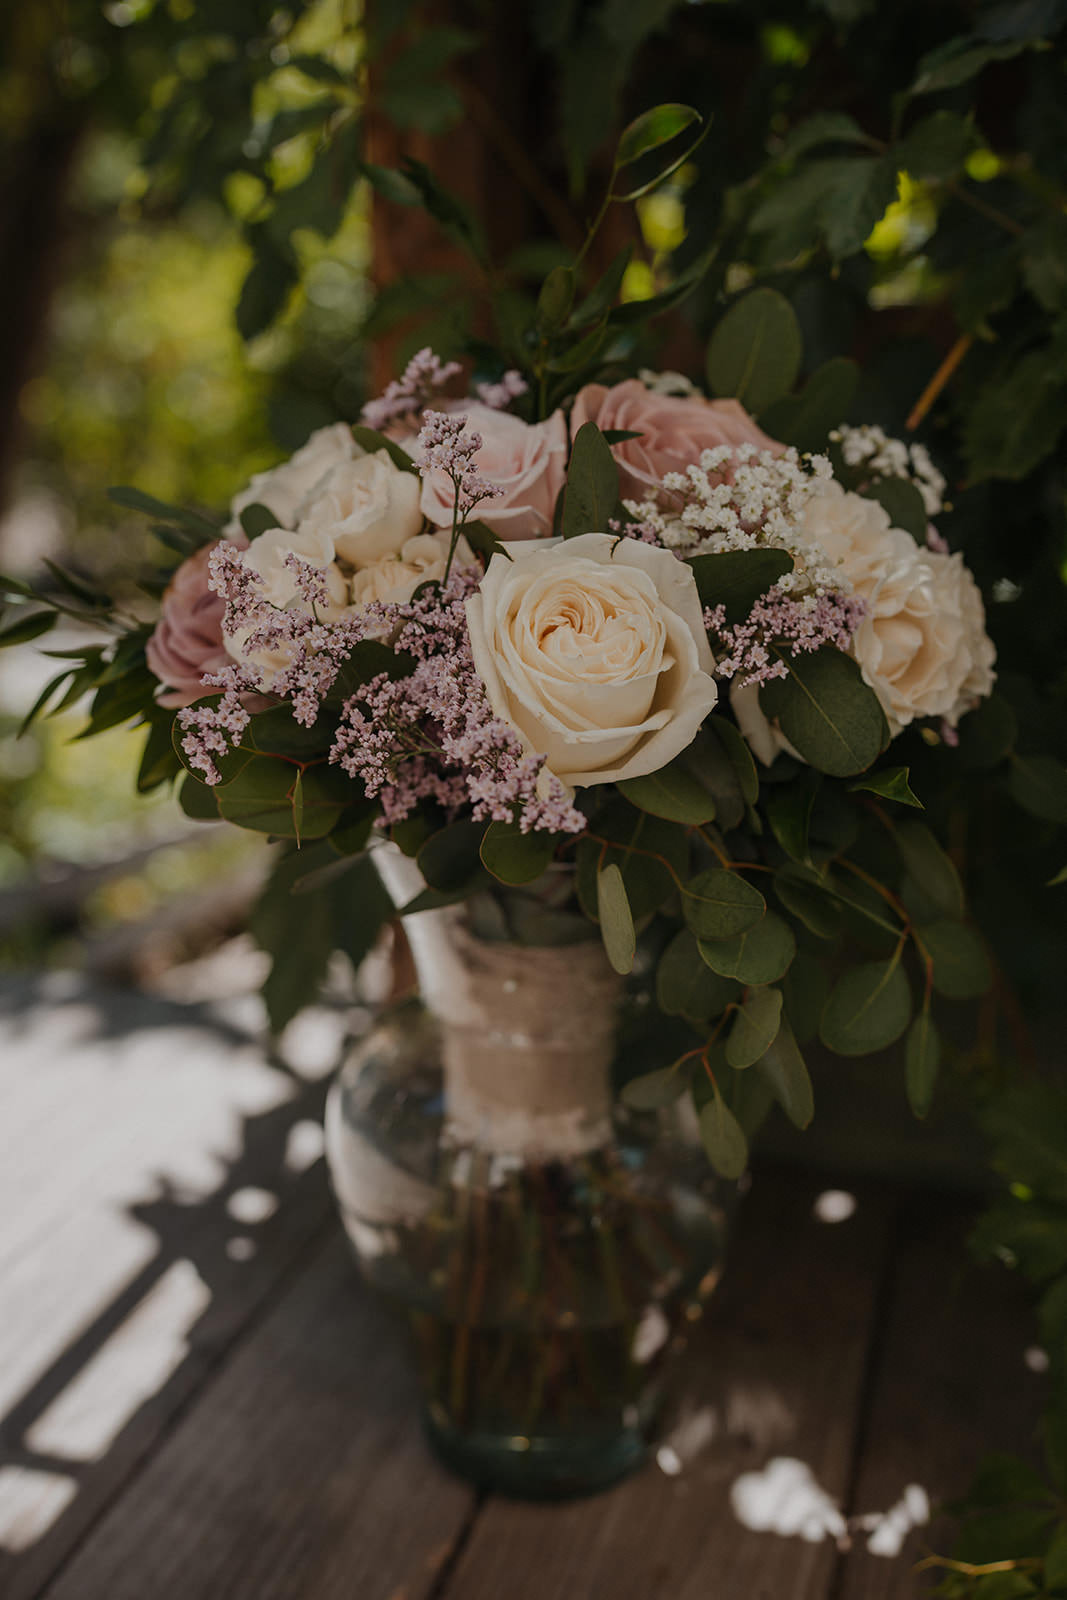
top-left (0, 973), bottom-right (1045, 1600)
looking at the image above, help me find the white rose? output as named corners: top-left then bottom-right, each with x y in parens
top-left (348, 532), bottom-right (456, 608)
top-left (465, 531), bottom-right (718, 789)
top-left (229, 423), bottom-right (359, 532)
top-left (300, 449), bottom-right (424, 565)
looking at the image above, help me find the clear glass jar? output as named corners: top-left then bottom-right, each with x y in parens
top-left (324, 846), bottom-right (728, 1498)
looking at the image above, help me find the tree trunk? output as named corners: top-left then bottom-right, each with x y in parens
top-left (0, 117), bottom-right (84, 514)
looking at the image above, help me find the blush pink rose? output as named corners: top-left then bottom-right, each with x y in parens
top-left (570, 379), bottom-right (782, 501)
top-left (146, 541), bottom-right (235, 707)
top-left (418, 402), bottom-right (568, 541)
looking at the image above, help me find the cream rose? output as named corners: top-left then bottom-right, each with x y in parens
top-left (465, 532), bottom-right (718, 789)
top-left (228, 422), bottom-right (359, 532)
top-left (800, 481), bottom-right (995, 733)
top-left (732, 480), bottom-right (996, 762)
top-left (300, 449), bottom-right (424, 565)
top-left (418, 403), bottom-right (568, 540)
top-left (348, 531), bottom-right (456, 608)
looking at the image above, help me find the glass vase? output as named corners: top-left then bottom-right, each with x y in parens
top-left (324, 845), bottom-right (729, 1499)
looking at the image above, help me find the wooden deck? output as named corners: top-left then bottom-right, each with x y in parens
top-left (0, 968), bottom-right (1046, 1600)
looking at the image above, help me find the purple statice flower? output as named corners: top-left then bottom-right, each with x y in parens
top-left (705, 591), bottom-right (867, 688)
top-left (925, 523), bottom-right (950, 555)
top-left (475, 370), bottom-right (529, 410)
top-left (330, 571), bottom-right (584, 835)
top-left (416, 410), bottom-right (504, 524)
top-left (177, 680), bottom-right (252, 786)
top-left (361, 347), bottom-right (463, 432)
top-left (177, 544), bottom-right (373, 782)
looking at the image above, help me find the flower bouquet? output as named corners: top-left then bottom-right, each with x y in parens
top-left (1, 105), bottom-right (1015, 1497)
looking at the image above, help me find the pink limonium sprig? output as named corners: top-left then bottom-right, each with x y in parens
top-left (177, 543), bottom-right (368, 783)
top-left (705, 590), bottom-right (867, 688)
top-left (416, 409), bottom-right (503, 582)
top-left (361, 346), bottom-right (462, 432)
top-left (475, 370), bottom-right (529, 410)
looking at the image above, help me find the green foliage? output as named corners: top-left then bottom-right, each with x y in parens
top-left (597, 861), bottom-right (636, 973)
top-left (657, 929), bottom-right (738, 1023)
top-left (905, 1010), bottom-right (941, 1118)
top-left (480, 820), bottom-right (561, 885)
top-left (561, 422), bottom-right (620, 538)
top-left (760, 648), bottom-right (889, 777)
top-left (250, 845), bottom-right (393, 1034)
top-left (698, 913), bottom-right (796, 985)
top-left (726, 984), bottom-right (783, 1069)
top-left (756, 1019), bottom-right (814, 1129)
top-left (759, 357), bottom-right (859, 453)
top-left (689, 550), bottom-right (794, 623)
top-left (617, 761), bottom-right (717, 824)
top-left (682, 869), bottom-right (766, 941)
top-left (705, 289), bottom-right (803, 415)
top-left (699, 1090), bottom-right (748, 1179)
top-left (820, 956), bottom-right (912, 1055)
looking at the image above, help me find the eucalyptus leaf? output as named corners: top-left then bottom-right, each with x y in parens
top-left (895, 822), bottom-right (965, 918)
top-left (765, 781), bottom-right (816, 862)
top-left (622, 1065), bottom-right (689, 1110)
top-left (417, 819), bottom-right (490, 892)
top-left (774, 870), bottom-right (842, 940)
top-left (657, 929), bottom-right (738, 1023)
top-left (682, 869), bottom-right (766, 940)
top-left (699, 1092), bottom-right (749, 1179)
top-left (706, 288), bottom-right (803, 415)
top-left (861, 476), bottom-right (928, 542)
top-left (576, 803), bottom-right (687, 921)
top-left (562, 422), bottom-right (620, 538)
top-left (689, 548), bottom-right (794, 623)
top-left (1008, 754), bottom-right (1067, 825)
top-left (756, 1018), bottom-right (814, 1128)
top-left (699, 912), bottom-right (796, 985)
top-left (597, 862), bottom-right (636, 974)
top-left (726, 985), bottom-right (783, 1069)
top-left (350, 426), bottom-right (419, 474)
top-left (820, 957), bottom-right (912, 1056)
top-left (919, 918), bottom-right (993, 999)
top-left (179, 773), bottom-right (220, 821)
top-left (238, 502), bottom-right (279, 540)
top-left (905, 1011), bottom-right (941, 1118)
top-left (760, 646), bottom-right (889, 778)
top-left (536, 264), bottom-right (574, 331)
top-left (618, 762), bottom-right (717, 824)
top-left (957, 693), bottom-right (1017, 769)
top-left (480, 819), bottom-right (560, 885)
top-left (708, 716), bottom-right (759, 807)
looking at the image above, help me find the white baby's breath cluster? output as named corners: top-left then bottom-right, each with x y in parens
top-left (832, 424), bottom-right (947, 517)
top-left (627, 444), bottom-right (846, 599)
